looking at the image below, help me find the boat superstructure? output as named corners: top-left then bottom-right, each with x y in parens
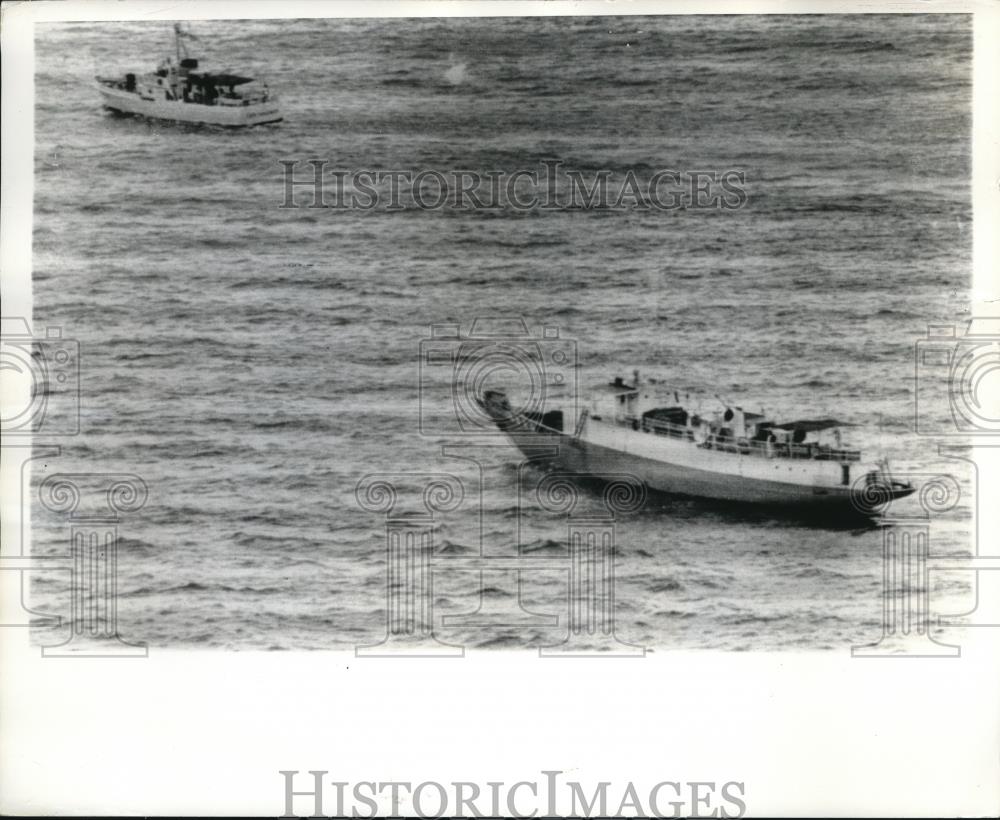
top-left (480, 373), bottom-right (914, 515)
top-left (95, 24), bottom-right (282, 127)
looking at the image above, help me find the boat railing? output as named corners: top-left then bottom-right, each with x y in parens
top-left (607, 413), bottom-right (862, 462)
top-left (217, 91), bottom-right (271, 106)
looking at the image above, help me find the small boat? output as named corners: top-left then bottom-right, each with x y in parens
top-left (95, 24), bottom-right (282, 127)
top-left (479, 371), bottom-right (915, 517)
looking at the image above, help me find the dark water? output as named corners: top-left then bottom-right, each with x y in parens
top-left (30, 15), bottom-right (975, 651)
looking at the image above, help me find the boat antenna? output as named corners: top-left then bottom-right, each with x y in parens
top-left (174, 22), bottom-right (196, 62)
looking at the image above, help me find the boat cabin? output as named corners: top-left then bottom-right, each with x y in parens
top-left (99, 52), bottom-right (270, 107)
top-left (598, 373), bottom-right (861, 462)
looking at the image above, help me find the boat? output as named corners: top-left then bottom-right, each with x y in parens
top-left (95, 24), bottom-right (282, 127)
top-left (478, 371), bottom-right (915, 516)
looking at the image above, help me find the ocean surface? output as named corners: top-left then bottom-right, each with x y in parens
top-left (28, 15), bottom-right (976, 652)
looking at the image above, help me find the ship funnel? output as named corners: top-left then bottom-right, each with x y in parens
top-left (732, 407), bottom-right (747, 438)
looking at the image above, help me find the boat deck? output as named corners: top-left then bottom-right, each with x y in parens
top-left (589, 412), bottom-right (863, 462)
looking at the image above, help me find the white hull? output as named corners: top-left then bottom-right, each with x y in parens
top-left (521, 432), bottom-right (858, 509)
top-left (98, 85), bottom-right (282, 127)
top-left (493, 415), bottom-right (912, 514)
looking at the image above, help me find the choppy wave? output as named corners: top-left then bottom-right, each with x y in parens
top-left (27, 14), bottom-right (973, 651)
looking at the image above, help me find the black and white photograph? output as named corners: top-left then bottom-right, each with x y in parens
top-left (1, 0), bottom-right (998, 816)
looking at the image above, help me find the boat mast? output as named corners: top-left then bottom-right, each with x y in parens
top-left (173, 23), bottom-right (190, 64)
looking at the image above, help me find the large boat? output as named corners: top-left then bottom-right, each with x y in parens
top-left (95, 24), bottom-right (282, 127)
top-left (479, 372), bottom-right (915, 516)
